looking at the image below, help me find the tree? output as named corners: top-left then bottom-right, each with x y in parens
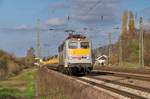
top-left (121, 10), bottom-right (129, 62)
top-left (26, 47), bottom-right (35, 57)
top-left (128, 11), bottom-right (135, 36)
top-left (25, 47), bottom-right (35, 66)
top-left (120, 10), bottom-right (138, 63)
top-left (121, 10), bottom-right (129, 35)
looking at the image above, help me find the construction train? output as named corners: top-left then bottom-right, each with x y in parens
top-left (41, 33), bottom-right (93, 74)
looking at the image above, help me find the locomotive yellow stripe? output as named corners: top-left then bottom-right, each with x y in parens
top-left (68, 49), bottom-right (90, 56)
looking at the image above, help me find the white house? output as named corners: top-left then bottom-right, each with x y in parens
top-left (94, 55), bottom-right (107, 66)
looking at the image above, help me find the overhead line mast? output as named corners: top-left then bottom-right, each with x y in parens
top-left (36, 19), bottom-right (42, 59)
top-left (108, 32), bottom-right (112, 66)
top-left (139, 17), bottom-right (144, 67)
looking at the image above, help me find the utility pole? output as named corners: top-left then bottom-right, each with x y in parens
top-left (112, 27), bottom-right (121, 66)
top-left (98, 43), bottom-right (101, 57)
top-left (139, 17), bottom-right (144, 67)
top-left (36, 19), bottom-right (42, 59)
top-left (108, 32), bottom-right (112, 66)
top-left (119, 35), bottom-right (123, 66)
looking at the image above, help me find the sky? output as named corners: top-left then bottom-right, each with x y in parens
top-left (0, 0), bottom-right (150, 57)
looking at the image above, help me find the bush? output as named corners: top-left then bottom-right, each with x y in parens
top-left (0, 50), bottom-right (27, 79)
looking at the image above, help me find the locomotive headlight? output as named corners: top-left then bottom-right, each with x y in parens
top-left (68, 55), bottom-right (73, 60)
top-left (86, 55), bottom-right (90, 59)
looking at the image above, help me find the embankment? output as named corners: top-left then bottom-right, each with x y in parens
top-left (36, 67), bottom-right (120, 99)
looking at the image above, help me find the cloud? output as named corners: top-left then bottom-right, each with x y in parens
top-left (0, 18), bottom-right (66, 32)
top-left (48, 2), bottom-right (69, 9)
top-left (4, 0), bottom-right (121, 32)
top-left (143, 21), bottom-right (150, 31)
top-left (69, 0), bottom-right (121, 25)
top-left (0, 24), bottom-right (45, 32)
top-left (142, 7), bottom-right (150, 14)
top-left (46, 18), bottom-right (65, 26)
top-left (15, 24), bottom-right (30, 30)
top-left (13, 24), bottom-right (39, 32)
top-left (141, 7), bottom-right (150, 21)
top-left (14, 24), bottom-right (46, 31)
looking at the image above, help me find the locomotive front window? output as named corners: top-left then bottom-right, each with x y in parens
top-left (80, 42), bottom-right (89, 48)
top-left (68, 42), bottom-right (78, 49)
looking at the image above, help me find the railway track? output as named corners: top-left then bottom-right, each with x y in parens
top-left (77, 76), bottom-right (150, 99)
top-left (92, 70), bottom-right (150, 82)
top-left (45, 67), bottom-right (150, 98)
top-left (75, 70), bottom-right (150, 99)
top-left (89, 76), bottom-right (150, 93)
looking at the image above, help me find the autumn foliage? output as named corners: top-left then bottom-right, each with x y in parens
top-left (120, 10), bottom-right (150, 66)
top-left (0, 48), bottom-right (35, 80)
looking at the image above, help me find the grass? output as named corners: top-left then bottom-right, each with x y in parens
top-left (0, 68), bottom-right (37, 99)
top-left (115, 62), bottom-right (141, 69)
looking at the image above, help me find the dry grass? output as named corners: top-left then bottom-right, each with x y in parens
top-left (36, 68), bottom-right (68, 99)
top-left (36, 68), bottom-right (118, 99)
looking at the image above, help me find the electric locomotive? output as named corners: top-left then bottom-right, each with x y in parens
top-left (58, 33), bottom-right (93, 74)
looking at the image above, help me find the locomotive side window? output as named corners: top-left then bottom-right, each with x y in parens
top-left (68, 42), bottom-right (78, 49)
top-left (80, 42), bottom-right (89, 48)
top-left (58, 43), bottom-right (64, 52)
